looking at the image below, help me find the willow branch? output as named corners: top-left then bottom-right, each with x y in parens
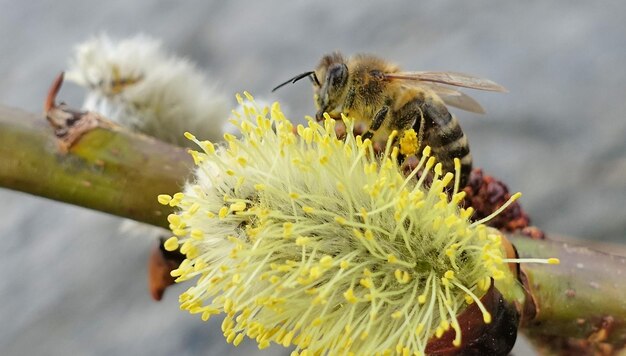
top-left (0, 104), bottom-right (193, 227)
top-left (513, 235), bottom-right (626, 351)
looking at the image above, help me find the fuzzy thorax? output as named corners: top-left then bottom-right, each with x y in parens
top-left (159, 93), bottom-right (557, 355)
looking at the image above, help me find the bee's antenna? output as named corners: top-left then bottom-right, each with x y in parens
top-left (272, 71), bottom-right (319, 92)
top-left (310, 72), bottom-right (321, 86)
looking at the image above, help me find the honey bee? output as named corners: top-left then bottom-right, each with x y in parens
top-left (273, 52), bottom-right (506, 187)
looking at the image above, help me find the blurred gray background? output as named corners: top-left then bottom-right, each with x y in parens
top-left (1, 1), bottom-right (625, 355)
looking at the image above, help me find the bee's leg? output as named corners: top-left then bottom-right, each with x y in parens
top-left (361, 105), bottom-right (389, 140)
top-left (415, 109), bottom-right (425, 153)
top-left (390, 97), bottom-right (425, 150)
top-left (344, 87), bottom-right (356, 111)
top-left (388, 99), bottom-right (424, 165)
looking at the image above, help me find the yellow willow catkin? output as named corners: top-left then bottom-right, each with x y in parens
top-left (159, 93), bottom-right (558, 355)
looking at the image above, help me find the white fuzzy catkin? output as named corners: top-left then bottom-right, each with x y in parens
top-left (66, 34), bottom-right (233, 239)
top-left (66, 33), bottom-right (231, 147)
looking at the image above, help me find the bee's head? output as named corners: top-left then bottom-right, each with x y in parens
top-left (271, 52), bottom-right (350, 121)
top-left (314, 53), bottom-right (349, 121)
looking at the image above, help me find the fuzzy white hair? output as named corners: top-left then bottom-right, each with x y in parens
top-left (66, 34), bottom-right (236, 239)
top-left (66, 33), bottom-right (232, 147)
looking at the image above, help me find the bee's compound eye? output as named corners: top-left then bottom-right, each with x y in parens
top-left (327, 63), bottom-right (348, 88)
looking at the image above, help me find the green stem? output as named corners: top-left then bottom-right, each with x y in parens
top-left (511, 235), bottom-right (626, 349)
top-left (0, 105), bottom-right (193, 227)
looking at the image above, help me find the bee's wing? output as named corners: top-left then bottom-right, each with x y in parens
top-left (385, 71), bottom-right (507, 92)
top-left (420, 83), bottom-right (486, 114)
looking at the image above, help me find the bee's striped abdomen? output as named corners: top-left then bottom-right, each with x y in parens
top-left (419, 102), bottom-right (473, 187)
